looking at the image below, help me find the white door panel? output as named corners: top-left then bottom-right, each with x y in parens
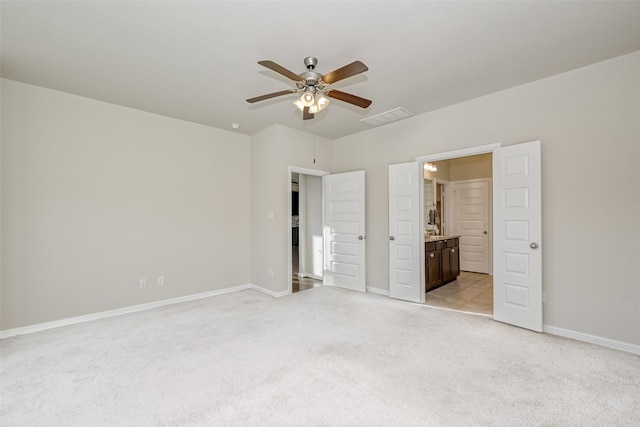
top-left (388, 162), bottom-right (422, 302)
top-left (453, 180), bottom-right (491, 274)
top-left (493, 140), bottom-right (542, 332)
top-left (323, 171), bottom-right (366, 292)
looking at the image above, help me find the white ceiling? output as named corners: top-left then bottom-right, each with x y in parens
top-left (2, 1), bottom-right (640, 140)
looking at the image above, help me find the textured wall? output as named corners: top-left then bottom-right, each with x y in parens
top-left (250, 125), bottom-right (332, 293)
top-left (1, 79), bottom-right (251, 329)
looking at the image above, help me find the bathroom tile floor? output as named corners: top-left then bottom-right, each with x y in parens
top-left (425, 271), bottom-right (493, 316)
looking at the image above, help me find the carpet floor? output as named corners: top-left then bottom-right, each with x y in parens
top-left (1, 286), bottom-right (639, 426)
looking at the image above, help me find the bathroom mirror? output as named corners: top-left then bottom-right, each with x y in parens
top-left (424, 178), bottom-right (436, 234)
top-left (424, 177), bottom-right (445, 235)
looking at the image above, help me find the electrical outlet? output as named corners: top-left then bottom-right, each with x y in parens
top-left (139, 278), bottom-right (147, 289)
top-left (157, 276), bottom-right (164, 286)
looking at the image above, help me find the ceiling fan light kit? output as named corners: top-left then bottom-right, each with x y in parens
top-left (295, 91), bottom-right (330, 114)
top-left (300, 91), bottom-right (315, 107)
top-left (247, 56), bottom-right (372, 120)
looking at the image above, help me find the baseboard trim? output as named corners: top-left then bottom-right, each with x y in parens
top-left (543, 325), bottom-right (640, 356)
top-left (9, 286), bottom-right (636, 356)
top-left (366, 286), bottom-right (389, 296)
top-left (0, 284), bottom-right (253, 340)
top-left (250, 284), bottom-right (290, 298)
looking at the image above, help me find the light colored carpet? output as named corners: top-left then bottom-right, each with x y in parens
top-left (1, 287), bottom-right (639, 426)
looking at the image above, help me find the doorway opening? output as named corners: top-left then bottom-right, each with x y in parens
top-left (420, 151), bottom-right (495, 316)
top-left (413, 140), bottom-right (542, 331)
top-left (288, 167), bottom-right (328, 294)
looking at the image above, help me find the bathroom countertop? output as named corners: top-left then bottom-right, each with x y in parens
top-left (424, 235), bottom-right (460, 242)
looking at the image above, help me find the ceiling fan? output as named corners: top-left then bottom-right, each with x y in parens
top-left (246, 56), bottom-right (372, 120)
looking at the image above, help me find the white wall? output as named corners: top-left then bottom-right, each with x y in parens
top-left (1, 79), bottom-right (251, 330)
top-left (250, 125), bottom-right (332, 293)
top-left (332, 51), bottom-right (640, 345)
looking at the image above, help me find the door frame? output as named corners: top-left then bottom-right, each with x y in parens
top-left (416, 143), bottom-right (501, 303)
top-left (287, 166), bottom-right (329, 294)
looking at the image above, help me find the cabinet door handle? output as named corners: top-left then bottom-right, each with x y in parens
top-left (451, 249), bottom-right (455, 253)
top-left (389, 236), bottom-right (395, 241)
top-left (358, 236), bottom-right (364, 240)
top-left (430, 253), bottom-right (434, 258)
top-left (530, 242), bottom-right (539, 249)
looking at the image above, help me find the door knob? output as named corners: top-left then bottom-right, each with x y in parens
top-left (389, 236), bottom-right (395, 241)
top-left (530, 242), bottom-right (539, 249)
top-left (358, 236), bottom-right (364, 240)
top-left (483, 231), bottom-right (488, 235)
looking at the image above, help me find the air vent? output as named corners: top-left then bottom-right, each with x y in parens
top-left (361, 107), bottom-right (413, 127)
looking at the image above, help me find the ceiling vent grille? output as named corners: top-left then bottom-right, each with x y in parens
top-left (361, 107), bottom-right (413, 127)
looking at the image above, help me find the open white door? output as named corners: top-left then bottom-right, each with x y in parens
top-left (323, 171), bottom-right (366, 292)
top-left (493, 140), bottom-right (542, 332)
top-left (388, 162), bottom-right (423, 302)
top-left (453, 180), bottom-right (491, 274)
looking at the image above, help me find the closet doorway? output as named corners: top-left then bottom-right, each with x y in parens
top-left (288, 167), bottom-right (326, 293)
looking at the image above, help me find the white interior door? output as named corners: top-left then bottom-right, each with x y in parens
top-left (323, 171), bottom-right (366, 292)
top-left (493, 140), bottom-right (542, 332)
top-left (388, 162), bottom-right (422, 302)
top-left (453, 180), bottom-right (491, 274)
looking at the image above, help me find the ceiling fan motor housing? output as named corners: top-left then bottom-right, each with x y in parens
top-left (299, 71), bottom-right (322, 87)
top-left (301, 57), bottom-right (323, 88)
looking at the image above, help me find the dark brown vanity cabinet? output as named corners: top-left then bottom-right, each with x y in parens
top-left (425, 238), bottom-right (460, 292)
top-left (425, 244), bottom-right (442, 291)
top-left (442, 240), bottom-right (460, 283)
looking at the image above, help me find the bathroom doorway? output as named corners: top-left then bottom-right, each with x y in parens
top-left (416, 141), bottom-right (543, 332)
top-left (422, 153), bottom-right (494, 316)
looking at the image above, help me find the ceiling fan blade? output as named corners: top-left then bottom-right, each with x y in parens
top-left (322, 61), bottom-right (368, 84)
top-left (327, 90), bottom-right (372, 108)
top-left (258, 60), bottom-right (303, 82)
top-left (246, 89), bottom-right (296, 103)
top-left (303, 106), bottom-right (315, 120)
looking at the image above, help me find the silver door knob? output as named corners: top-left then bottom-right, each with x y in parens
top-left (530, 242), bottom-right (539, 249)
top-left (358, 236), bottom-right (364, 240)
top-left (389, 236), bottom-right (395, 241)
